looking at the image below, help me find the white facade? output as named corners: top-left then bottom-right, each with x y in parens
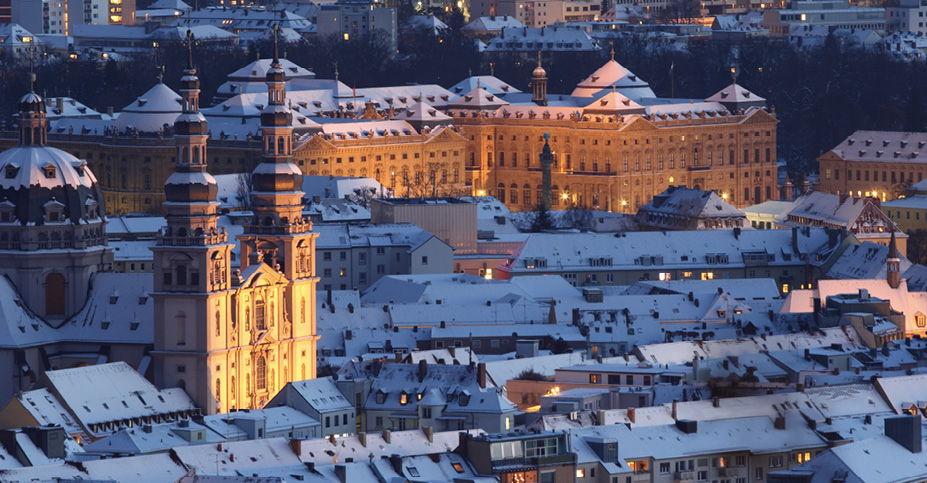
top-left (887, 0), bottom-right (927, 34)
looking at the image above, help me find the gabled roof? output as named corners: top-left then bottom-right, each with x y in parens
top-left (148, 0), bottom-right (191, 10)
top-left (582, 89), bottom-right (645, 114)
top-left (824, 130), bottom-right (927, 165)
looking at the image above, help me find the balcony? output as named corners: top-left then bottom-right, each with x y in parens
top-left (719, 467), bottom-right (741, 478)
top-left (687, 164), bottom-right (711, 171)
top-left (674, 471), bottom-right (696, 482)
top-left (490, 453), bottom-right (576, 471)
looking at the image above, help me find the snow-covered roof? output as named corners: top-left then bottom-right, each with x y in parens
top-left (148, 0), bottom-right (191, 10)
top-left (483, 26), bottom-right (600, 53)
top-left (825, 130), bottom-right (927, 165)
top-left (639, 185), bottom-right (745, 220)
top-left (0, 23), bottom-right (41, 50)
top-left (280, 377), bottom-right (354, 413)
top-left (705, 82), bottom-right (766, 105)
top-left (634, 326), bottom-right (862, 365)
top-left (391, 101), bottom-right (452, 123)
top-left (461, 16), bottom-right (525, 31)
top-left (446, 86), bottom-right (510, 109)
top-left (0, 145), bottom-right (96, 191)
top-left (43, 362), bottom-right (197, 430)
top-left (501, 228), bottom-right (833, 275)
top-left (571, 59), bottom-right (656, 101)
top-left (114, 83), bottom-right (182, 133)
top-left (447, 75), bottom-right (521, 96)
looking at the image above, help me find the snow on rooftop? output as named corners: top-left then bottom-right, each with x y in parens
top-left (44, 361), bottom-right (197, 428)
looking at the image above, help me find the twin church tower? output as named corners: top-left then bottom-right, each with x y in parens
top-left (151, 30), bottom-right (319, 414)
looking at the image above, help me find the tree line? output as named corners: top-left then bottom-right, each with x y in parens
top-left (0, 30), bottom-right (922, 180)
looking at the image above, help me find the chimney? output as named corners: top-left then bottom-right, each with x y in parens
top-left (477, 362), bottom-right (487, 388)
top-left (712, 397), bottom-right (720, 408)
top-left (56, 97), bottom-right (63, 110)
top-left (389, 454), bottom-right (403, 474)
top-left (358, 432), bottom-right (367, 447)
top-left (334, 464), bottom-right (347, 483)
top-left (885, 415), bottom-right (922, 453)
top-left (804, 348), bottom-right (811, 361)
top-left (628, 407), bottom-right (636, 423)
top-left (672, 400), bottom-right (678, 420)
top-left (418, 359), bottom-right (428, 383)
top-left (774, 416), bottom-right (786, 430)
top-left (107, 106), bottom-right (114, 117)
top-left (596, 409), bottom-right (606, 425)
top-left (422, 426), bottom-right (434, 443)
top-left (675, 419), bottom-right (697, 434)
top-left (348, 303), bottom-right (355, 313)
top-left (883, 343), bottom-right (891, 357)
top-left (382, 429), bottom-right (391, 443)
top-left (733, 227), bottom-right (741, 240)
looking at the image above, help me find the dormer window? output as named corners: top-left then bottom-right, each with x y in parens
top-left (44, 198), bottom-right (65, 223)
top-left (0, 200), bottom-right (15, 223)
top-left (399, 391), bottom-right (409, 406)
top-left (5, 166), bottom-right (18, 179)
top-left (459, 390), bottom-right (471, 406)
top-left (44, 165), bottom-right (56, 179)
top-left (376, 389), bottom-right (387, 404)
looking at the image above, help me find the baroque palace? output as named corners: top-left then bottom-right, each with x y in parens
top-left (1, 52), bottom-right (779, 214)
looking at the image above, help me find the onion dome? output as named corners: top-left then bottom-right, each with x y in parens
top-left (533, 64), bottom-right (547, 78)
top-left (251, 161), bottom-right (301, 193)
top-left (19, 93), bottom-right (45, 114)
top-left (164, 169), bottom-right (218, 203)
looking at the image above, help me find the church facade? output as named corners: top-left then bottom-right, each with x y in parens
top-left (151, 37), bottom-right (319, 414)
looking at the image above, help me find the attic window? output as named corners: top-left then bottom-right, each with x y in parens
top-left (399, 391), bottom-right (409, 406)
top-left (407, 467), bottom-right (420, 477)
top-left (44, 165), bottom-right (56, 179)
top-left (452, 463), bottom-right (464, 473)
top-left (4, 166), bottom-right (17, 179)
top-left (376, 390), bottom-right (387, 404)
top-left (459, 392), bottom-right (470, 406)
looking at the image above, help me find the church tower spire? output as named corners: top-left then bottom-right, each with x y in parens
top-left (151, 32), bottom-right (235, 414)
top-left (234, 24), bottom-right (320, 406)
top-left (531, 51), bottom-right (547, 106)
top-left (888, 229), bottom-right (901, 289)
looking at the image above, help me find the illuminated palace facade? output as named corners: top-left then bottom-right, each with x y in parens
top-left (2, 57), bottom-right (778, 214)
top-left (449, 58), bottom-right (780, 212)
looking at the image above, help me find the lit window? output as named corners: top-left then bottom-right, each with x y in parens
top-left (576, 469), bottom-right (586, 477)
top-left (701, 272), bottom-right (714, 280)
top-left (782, 283), bottom-right (789, 293)
top-left (399, 392), bottom-right (408, 405)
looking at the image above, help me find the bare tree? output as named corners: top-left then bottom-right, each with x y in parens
top-left (236, 172), bottom-right (252, 209)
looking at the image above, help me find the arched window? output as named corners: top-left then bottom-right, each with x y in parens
top-left (255, 299), bottom-right (266, 330)
top-left (45, 272), bottom-right (65, 316)
top-left (245, 307), bottom-right (251, 331)
top-left (215, 310), bottom-right (221, 336)
top-left (255, 355), bottom-right (267, 391)
top-left (215, 378), bottom-right (221, 402)
top-left (230, 376), bottom-right (236, 398)
top-left (269, 302), bottom-right (274, 327)
top-left (301, 364), bottom-right (306, 380)
top-left (245, 374), bottom-right (250, 393)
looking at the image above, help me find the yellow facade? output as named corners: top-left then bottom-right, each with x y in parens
top-left (458, 109), bottom-right (780, 212)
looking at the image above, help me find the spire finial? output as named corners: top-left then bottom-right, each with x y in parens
top-left (468, 67), bottom-right (472, 77)
top-left (489, 62), bottom-right (494, 77)
top-left (730, 65), bottom-right (738, 84)
top-left (537, 50), bottom-right (542, 67)
top-left (333, 61), bottom-right (339, 81)
top-left (157, 65), bottom-right (164, 84)
top-left (28, 44), bottom-right (36, 93)
top-left (272, 24), bottom-right (280, 64)
top-left (185, 30), bottom-right (194, 71)
top-left (610, 46), bottom-right (615, 61)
